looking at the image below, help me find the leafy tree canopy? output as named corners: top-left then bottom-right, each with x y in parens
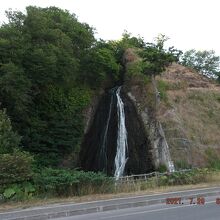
top-left (139, 34), bottom-right (182, 77)
top-left (180, 49), bottom-right (220, 80)
top-left (0, 6), bottom-right (112, 166)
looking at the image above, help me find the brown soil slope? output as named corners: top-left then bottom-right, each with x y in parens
top-left (157, 63), bottom-right (220, 168)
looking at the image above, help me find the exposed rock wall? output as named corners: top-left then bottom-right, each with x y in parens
top-left (124, 81), bottom-right (172, 170)
top-left (79, 87), bottom-right (154, 175)
top-left (79, 91), bottom-right (117, 175)
top-left (121, 90), bottom-right (153, 174)
top-left (123, 48), bottom-right (174, 171)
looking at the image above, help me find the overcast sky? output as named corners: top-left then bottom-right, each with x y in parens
top-left (0, 0), bottom-right (220, 55)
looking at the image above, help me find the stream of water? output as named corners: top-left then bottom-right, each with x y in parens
top-left (114, 86), bottom-right (128, 180)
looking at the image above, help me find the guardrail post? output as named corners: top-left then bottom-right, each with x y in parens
top-left (155, 172), bottom-right (159, 186)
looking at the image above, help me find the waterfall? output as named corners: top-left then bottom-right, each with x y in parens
top-left (99, 94), bottom-right (113, 171)
top-left (98, 86), bottom-right (128, 177)
top-left (114, 86), bottom-right (128, 180)
top-left (80, 84), bottom-right (153, 175)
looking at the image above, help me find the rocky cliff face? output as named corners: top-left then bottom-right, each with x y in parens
top-left (123, 78), bottom-right (173, 171)
top-left (79, 90), bottom-right (117, 175)
top-left (79, 48), bottom-right (171, 175)
top-left (121, 90), bottom-right (153, 174)
top-left (123, 48), bottom-right (174, 171)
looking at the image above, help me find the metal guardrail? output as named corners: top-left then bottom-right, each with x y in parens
top-left (117, 169), bottom-right (192, 183)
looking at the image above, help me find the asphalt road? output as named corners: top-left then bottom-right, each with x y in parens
top-left (1, 187), bottom-right (220, 220)
top-left (53, 195), bottom-right (220, 220)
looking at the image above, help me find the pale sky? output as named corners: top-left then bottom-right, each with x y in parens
top-left (0, 0), bottom-right (220, 55)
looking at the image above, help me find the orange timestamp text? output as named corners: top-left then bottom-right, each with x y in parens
top-left (166, 197), bottom-right (220, 205)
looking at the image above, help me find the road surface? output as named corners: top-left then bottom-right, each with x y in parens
top-left (53, 195), bottom-right (220, 220)
top-left (1, 187), bottom-right (220, 220)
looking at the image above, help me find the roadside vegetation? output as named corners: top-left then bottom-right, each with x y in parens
top-left (1, 167), bottom-right (220, 204)
top-left (0, 6), bottom-right (220, 204)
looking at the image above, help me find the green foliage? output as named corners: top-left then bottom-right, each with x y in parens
top-left (0, 6), bottom-right (100, 166)
top-left (26, 86), bottom-right (92, 167)
top-left (119, 31), bottom-right (145, 49)
top-left (1, 6), bottom-right (219, 203)
top-left (34, 168), bottom-right (113, 196)
top-left (0, 168), bottom-right (113, 201)
top-left (157, 80), bottom-right (169, 102)
top-left (139, 35), bottom-right (182, 77)
top-left (80, 43), bottom-right (121, 86)
top-left (0, 7), bottom-right (184, 169)
top-left (105, 31), bottom-right (145, 67)
top-left (156, 164), bottom-right (167, 172)
top-left (180, 49), bottom-right (220, 80)
top-left (126, 60), bottom-right (146, 77)
top-left (2, 182), bottom-right (36, 201)
top-left (0, 63), bottom-right (31, 117)
top-left (3, 188), bottom-right (16, 199)
top-left (0, 149), bottom-right (34, 185)
top-left (158, 169), bottom-right (210, 185)
top-left (113, 33), bottom-right (182, 81)
top-left (0, 109), bottom-right (20, 154)
top-left (205, 148), bottom-right (220, 170)
top-left (175, 160), bottom-right (191, 169)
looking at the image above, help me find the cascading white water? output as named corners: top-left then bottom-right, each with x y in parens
top-left (114, 86), bottom-right (128, 180)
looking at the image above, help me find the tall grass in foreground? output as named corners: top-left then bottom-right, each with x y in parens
top-left (1, 168), bottom-right (218, 203)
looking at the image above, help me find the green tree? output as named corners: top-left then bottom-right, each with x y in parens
top-left (0, 149), bottom-right (33, 185)
top-left (80, 43), bottom-right (121, 86)
top-left (0, 109), bottom-right (21, 154)
top-left (107, 31), bottom-right (145, 64)
top-left (139, 34), bottom-right (182, 77)
top-left (0, 62), bottom-right (31, 118)
top-left (0, 6), bottom-right (98, 166)
top-left (119, 31), bottom-right (145, 49)
top-left (180, 49), bottom-right (220, 80)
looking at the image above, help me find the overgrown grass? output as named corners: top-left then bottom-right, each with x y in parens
top-left (175, 160), bottom-right (192, 169)
top-left (115, 168), bottom-right (212, 193)
top-left (157, 80), bottom-right (169, 102)
top-left (158, 88), bottom-right (220, 166)
top-left (1, 167), bottom-right (220, 204)
top-left (205, 148), bottom-right (220, 170)
top-left (0, 169), bottom-right (114, 202)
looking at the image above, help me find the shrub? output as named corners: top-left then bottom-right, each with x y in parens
top-left (0, 149), bottom-right (34, 185)
top-left (0, 109), bottom-right (21, 154)
top-left (126, 60), bottom-right (145, 77)
top-left (34, 168), bottom-right (113, 197)
top-left (175, 160), bottom-right (191, 169)
top-left (205, 148), bottom-right (220, 170)
top-left (157, 164), bottom-right (167, 173)
top-left (2, 182), bottom-right (36, 201)
top-left (157, 80), bottom-right (169, 102)
top-left (158, 168), bottom-right (210, 186)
